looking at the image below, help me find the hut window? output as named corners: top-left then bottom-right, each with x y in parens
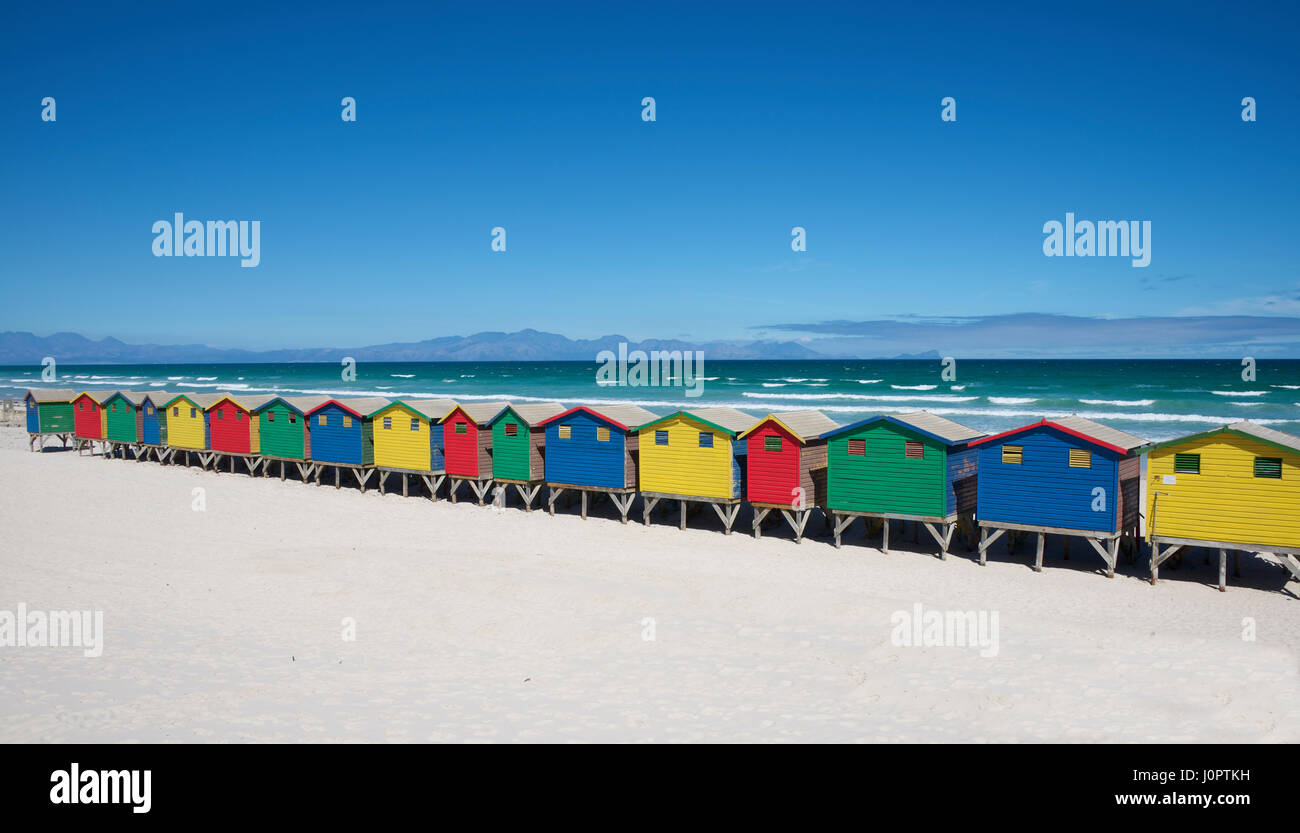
top-left (318, 415), bottom-right (327, 426)
top-left (596, 426), bottom-right (610, 442)
top-left (847, 439), bottom-right (865, 456)
top-left (78, 402), bottom-right (84, 411)
top-left (289, 415), bottom-right (297, 424)
top-left (1002, 445), bottom-right (1023, 465)
top-left (91, 403), bottom-right (97, 412)
top-left (343, 416), bottom-right (352, 428)
top-left (268, 412), bottom-right (275, 423)
top-left (217, 410), bottom-right (224, 420)
top-left (505, 423), bottom-right (518, 437)
top-left (146, 406), bottom-right (153, 415)
top-left (454, 422), bottom-right (467, 434)
top-left (558, 425), bottom-right (572, 439)
top-left (1068, 448), bottom-right (1091, 468)
top-left (1173, 453), bottom-right (1200, 474)
top-left (765, 435), bottom-right (782, 452)
top-left (410, 418), bottom-right (419, 431)
top-left (383, 417), bottom-right (392, 430)
top-left (655, 430), bottom-right (668, 445)
top-left (111, 403), bottom-right (117, 412)
top-left (698, 432), bottom-right (713, 448)
top-left (904, 441), bottom-right (924, 459)
top-left (189, 408), bottom-right (196, 418)
top-left (1254, 457), bottom-right (1282, 479)
top-left (236, 411), bottom-right (243, 421)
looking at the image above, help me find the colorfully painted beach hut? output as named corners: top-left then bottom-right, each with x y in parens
top-left (206, 394), bottom-right (274, 472)
top-left (538, 404), bottom-right (660, 523)
top-left (635, 407), bottom-right (755, 534)
top-left (369, 398), bottom-right (459, 498)
top-left (302, 396), bottom-right (392, 491)
top-left (737, 410), bottom-right (841, 543)
top-left (161, 393), bottom-right (220, 460)
top-left (818, 412), bottom-right (984, 556)
top-left (440, 401), bottom-right (512, 504)
top-left (139, 391), bottom-right (172, 449)
top-left (23, 388), bottom-right (75, 451)
top-left (102, 391), bottom-right (153, 458)
top-left (253, 395), bottom-right (328, 480)
top-left (72, 391), bottom-right (108, 444)
top-left (968, 415), bottom-right (1146, 577)
top-left (485, 402), bottom-right (566, 511)
top-left (1144, 421), bottom-right (1300, 590)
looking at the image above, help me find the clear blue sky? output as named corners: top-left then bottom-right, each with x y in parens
top-left (2, 1), bottom-right (1297, 354)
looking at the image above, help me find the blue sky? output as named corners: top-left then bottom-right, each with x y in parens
top-left (2, 1), bottom-right (1298, 355)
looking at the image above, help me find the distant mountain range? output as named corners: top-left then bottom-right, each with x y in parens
top-left (0, 329), bottom-right (940, 364)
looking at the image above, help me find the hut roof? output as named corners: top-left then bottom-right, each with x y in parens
top-left (537, 404), bottom-right (661, 431)
top-left (441, 400), bottom-right (512, 425)
top-left (387, 398), bottom-right (459, 421)
top-left (106, 390), bottom-right (151, 406)
top-left (488, 402), bottom-right (567, 427)
top-left (641, 407), bottom-right (756, 437)
top-left (139, 390), bottom-right (172, 405)
top-left (253, 395), bottom-right (330, 415)
top-left (74, 390), bottom-right (111, 403)
top-left (818, 412), bottom-right (983, 446)
top-left (739, 409), bottom-right (841, 442)
top-left (1146, 420), bottom-right (1300, 455)
top-left (26, 388), bottom-right (76, 403)
top-left (306, 397), bottom-right (392, 418)
top-left (969, 416), bottom-right (1146, 454)
top-left (164, 392), bottom-right (228, 410)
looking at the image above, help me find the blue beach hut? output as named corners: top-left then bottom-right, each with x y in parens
top-left (537, 404), bottom-right (659, 522)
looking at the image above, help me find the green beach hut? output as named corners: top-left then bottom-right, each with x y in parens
top-left (487, 402), bottom-right (567, 510)
top-left (24, 388), bottom-right (76, 451)
top-left (254, 395), bottom-right (328, 479)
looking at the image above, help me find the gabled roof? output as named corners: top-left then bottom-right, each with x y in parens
top-left (25, 388), bottom-right (76, 403)
top-left (488, 402), bottom-right (567, 427)
top-left (252, 395), bottom-right (330, 415)
top-left (739, 410), bottom-right (841, 442)
top-left (163, 392), bottom-right (227, 410)
top-left (104, 390), bottom-right (149, 406)
top-left (440, 400), bottom-right (512, 425)
top-left (304, 397), bottom-right (392, 418)
top-left (968, 416), bottom-right (1146, 454)
top-left (1146, 420), bottom-right (1300, 455)
top-left (536, 404), bottom-right (661, 432)
top-left (819, 412), bottom-right (985, 446)
top-left (139, 390), bottom-right (172, 406)
top-left (639, 407), bottom-right (756, 437)
top-left (375, 397), bottom-right (459, 421)
top-left (73, 390), bottom-right (111, 403)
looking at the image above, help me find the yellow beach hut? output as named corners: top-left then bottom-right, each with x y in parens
top-left (161, 393), bottom-right (222, 465)
top-left (1146, 420), bottom-right (1300, 590)
top-left (636, 406), bottom-right (756, 533)
top-left (369, 398), bottom-right (458, 498)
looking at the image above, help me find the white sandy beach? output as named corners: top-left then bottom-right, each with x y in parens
top-left (0, 425), bottom-right (1296, 743)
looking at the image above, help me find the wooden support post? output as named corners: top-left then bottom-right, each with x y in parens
top-left (402, 473), bottom-right (408, 497)
top-left (1218, 548), bottom-right (1227, 592)
top-left (882, 519), bottom-right (890, 554)
top-left (753, 507), bottom-right (770, 539)
top-left (679, 500), bottom-right (687, 531)
top-left (1034, 532), bottom-right (1045, 573)
top-left (581, 490), bottom-right (588, 519)
top-left (547, 487), bottom-right (561, 516)
top-left (642, 496), bottom-right (659, 526)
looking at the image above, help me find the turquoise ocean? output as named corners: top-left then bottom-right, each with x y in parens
top-left (5, 359), bottom-right (1299, 442)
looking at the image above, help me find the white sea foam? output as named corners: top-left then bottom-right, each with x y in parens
top-left (197, 376), bottom-right (218, 381)
top-left (857, 379), bottom-right (883, 384)
top-left (1270, 384), bottom-right (1300, 390)
top-left (1079, 398), bottom-right (1155, 406)
top-left (1210, 390), bottom-right (1268, 397)
top-left (892, 384), bottom-right (936, 390)
top-left (950, 385), bottom-right (967, 391)
top-left (988, 397), bottom-right (1036, 405)
top-left (743, 392), bottom-right (978, 403)
top-left (761, 383), bottom-right (787, 388)
top-left (391, 374), bottom-right (415, 378)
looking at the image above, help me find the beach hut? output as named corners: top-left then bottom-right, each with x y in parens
top-left (253, 395), bottom-right (328, 481)
top-left (537, 404), bottom-right (660, 523)
top-left (369, 398), bottom-right (459, 498)
top-left (138, 391), bottom-right (172, 452)
top-left (72, 391), bottom-right (109, 454)
top-left (818, 412), bottom-right (984, 556)
top-left (206, 394), bottom-right (274, 473)
top-left (736, 410), bottom-right (841, 543)
top-left (23, 388), bottom-right (75, 451)
top-left (440, 401), bottom-right (512, 504)
top-left (302, 397), bottom-right (391, 492)
top-left (635, 407), bottom-right (755, 534)
top-left (161, 393), bottom-right (219, 464)
top-left (1144, 421), bottom-right (1300, 591)
top-left (968, 415), bottom-right (1146, 577)
top-left (102, 391), bottom-right (150, 459)
top-left (485, 402), bottom-right (566, 511)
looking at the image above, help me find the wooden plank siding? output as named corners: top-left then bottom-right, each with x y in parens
top-left (104, 394), bottom-right (140, 442)
top-left (256, 401), bottom-right (308, 460)
top-left (1146, 432), bottom-right (1300, 548)
top-left (72, 393), bottom-right (105, 439)
top-left (946, 447), bottom-right (979, 516)
top-left (372, 402), bottom-right (433, 471)
top-left (25, 392), bottom-right (75, 434)
top-left (637, 414), bottom-right (745, 500)
top-left (306, 403), bottom-right (373, 466)
top-left (164, 396), bottom-right (208, 450)
top-left (208, 398), bottom-right (254, 454)
top-left (543, 410), bottom-right (634, 489)
top-left (826, 421), bottom-right (948, 517)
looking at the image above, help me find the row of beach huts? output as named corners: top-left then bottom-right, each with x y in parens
top-left (21, 387), bottom-right (1300, 592)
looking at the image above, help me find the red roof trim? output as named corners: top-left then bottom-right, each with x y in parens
top-left (967, 419), bottom-right (1128, 455)
top-left (535, 405), bottom-right (630, 432)
top-left (305, 399), bottom-right (365, 419)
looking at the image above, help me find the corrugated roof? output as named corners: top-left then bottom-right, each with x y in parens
top-left (887, 411), bottom-right (986, 444)
top-left (682, 406), bottom-right (757, 435)
top-left (741, 410), bottom-right (840, 441)
top-left (397, 398), bottom-right (460, 421)
top-left (107, 390), bottom-right (150, 406)
top-left (447, 400), bottom-right (512, 425)
top-left (324, 397), bottom-right (392, 417)
top-left (493, 402), bottom-right (566, 426)
top-left (1227, 420), bottom-right (1300, 453)
top-left (587, 404), bottom-right (660, 429)
top-left (228, 393), bottom-right (275, 411)
top-left (277, 395), bottom-right (331, 414)
top-left (25, 388), bottom-right (77, 402)
top-left (140, 390), bottom-right (171, 405)
top-left (1053, 415), bottom-right (1146, 451)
